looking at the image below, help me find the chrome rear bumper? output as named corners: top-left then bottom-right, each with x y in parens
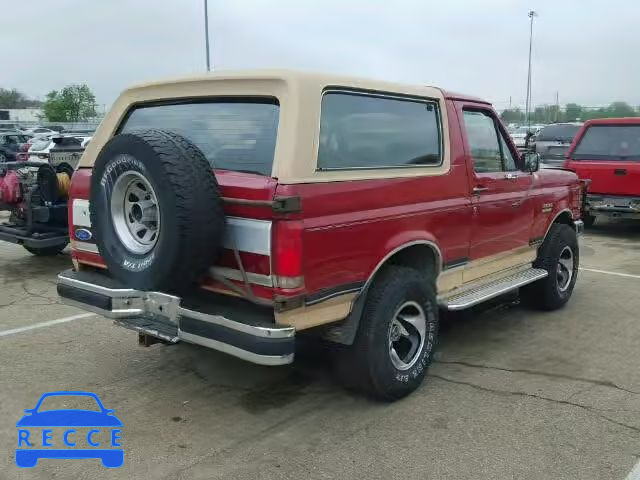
top-left (57, 269), bottom-right (294, 366)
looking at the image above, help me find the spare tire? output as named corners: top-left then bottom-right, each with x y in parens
top-left (90, 129), bottom-right (225, 292)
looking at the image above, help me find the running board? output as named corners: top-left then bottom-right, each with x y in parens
top-left (441, 268), bottom-right (548, 311)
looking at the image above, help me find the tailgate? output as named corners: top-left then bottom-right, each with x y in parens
top-left (565, 160), bottom-right (640, 196)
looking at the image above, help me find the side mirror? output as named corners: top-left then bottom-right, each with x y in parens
top-left (523, 152), bottom-right (541, 173)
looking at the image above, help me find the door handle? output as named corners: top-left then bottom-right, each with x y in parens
top-left (504, 173), bottom-right (519, 180)
top-left (473, 186), bottom-right (488, 194)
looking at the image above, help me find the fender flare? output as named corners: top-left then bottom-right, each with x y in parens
top-left (322, 239), bottom-right (442, 345)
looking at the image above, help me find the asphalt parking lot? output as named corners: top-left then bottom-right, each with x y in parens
top-left (1, 219), bottom-right (639, 480)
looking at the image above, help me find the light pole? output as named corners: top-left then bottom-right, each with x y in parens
top-left (525, 10), bottom-right (537, 129)
top-left (204, 0), bottom-right (211, 71)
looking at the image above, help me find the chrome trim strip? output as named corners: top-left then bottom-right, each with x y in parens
top-left (210, 266), bottom-right (273, 287)
top-left (224, 217), bottom-right (271, 256)
top-left (179, 332), bottom-right (294, 366)
top-left (72, 199), bottom-right (91, 227)
top-left (72, 241), bottom-right (99, 254)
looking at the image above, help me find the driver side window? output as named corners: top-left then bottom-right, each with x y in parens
top-left (463, 109), bottom-right (518, 173)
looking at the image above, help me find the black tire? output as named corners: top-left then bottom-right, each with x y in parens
top-left (337, 266), bottom-right (439, 401)
top-left (521, 224), bottom-right (579, 310)
top-left (90, 129), bottom-right (225, 292)
top-left (582, 214), bottom-right (596, 228)
top-left (23, 243), bottom-right (67, 256)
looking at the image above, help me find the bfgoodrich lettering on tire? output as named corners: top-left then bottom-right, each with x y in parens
top-left (90, 129), bottom-right (225, 292)
top-left (337, 266), bottom-right (439, 401)
top-left (521, 223), bottom-right (579, 310)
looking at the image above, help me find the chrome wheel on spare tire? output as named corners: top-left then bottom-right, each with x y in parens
top-left (111, 168), bottom-right (160, 255)
top-left (90, 129), bottom-right (225, 292)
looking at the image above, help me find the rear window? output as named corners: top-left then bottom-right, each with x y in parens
top-left (317, 92), bottom-right (441, 170)
top-left (572, 124), bottom-right (640, 161)
top-left (120, 99), bottom-right (279, 176)
top-left (536, 124), bottom-right (580, 142)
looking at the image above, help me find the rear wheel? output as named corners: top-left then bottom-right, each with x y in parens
top-left (521, 223), bottom-right (579, 310)
top-left (23, 243), bottom-right (67, 256)
top-left (337, 266), bottom-right (439, 401)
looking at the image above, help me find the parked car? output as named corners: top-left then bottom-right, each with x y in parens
top-left (509, 125), bottom-right (543, 152)
top-left (532, 123), bottom-right (582, 167)
top-left (57, 71), bottom-right (584, 400)
top-left (0, 132), bottom-right (30, 162)
top-left (28, 135), bottom-right (90, 162)
top-left (22, 127), bottom-right (59, 136)
top-left (564, 118), bottom-right (640, 227)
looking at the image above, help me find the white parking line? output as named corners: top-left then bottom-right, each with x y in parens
top-left (580, 267), bottom-right (640, 279)
top-left (0, 313), bottom-right (94, 337)
top-left (626, 459), bottom-right (640, 480)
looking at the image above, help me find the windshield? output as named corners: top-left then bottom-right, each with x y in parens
top-left (120, 99), bottom-right (279, 176)
top-left (572, 124), bottom-right (640, 161)
top-left (37, 394), bottom-right (101, 412)
top-left (536, 124), bottom-right (580, 142)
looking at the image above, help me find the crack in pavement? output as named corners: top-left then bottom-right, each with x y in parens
top-left (430, 374), bottom-right (640, 435)
top-left (435, 359), bottom-right (640, 395)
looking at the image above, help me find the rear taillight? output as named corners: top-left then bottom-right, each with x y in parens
top-left (272, 220), bottom-right (304, 289)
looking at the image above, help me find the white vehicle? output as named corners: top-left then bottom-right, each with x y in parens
top-left (509, 125), bottom-right (544, 151)
top-left (28, 135), bottom-right (91, 162)
top-left (22, 127), bottom-right (59, 137)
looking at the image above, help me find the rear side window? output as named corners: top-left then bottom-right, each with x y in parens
top-left (573, 124), bottom-right (640, 161)
top-left (536, 124), bottom-right (580, 142)
top-left (317, 92), bottom-right (441, 170)
top-left (120, 99), bottom-right (279, 176)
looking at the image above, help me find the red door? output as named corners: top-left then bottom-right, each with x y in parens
top-left (459, 107), bottom-right (534, 261)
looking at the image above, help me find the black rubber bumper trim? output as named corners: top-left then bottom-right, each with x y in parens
top-left (0, 231), bottom-right (68, 248)
top-left (179, 316), bottom-right (295, 357)
top-left (57, 283), bottom-right (112, 311)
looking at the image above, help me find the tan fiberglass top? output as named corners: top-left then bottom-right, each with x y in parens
top-left (80, 69), bottom-right (465, 183)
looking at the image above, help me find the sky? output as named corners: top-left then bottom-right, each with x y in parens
top-left (2, 0), bottom-right (639, 111)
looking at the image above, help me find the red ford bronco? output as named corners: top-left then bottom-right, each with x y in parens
top-left (57, 71), bottom-right (585, 400)
top-left (564, 118), bottom-right (640, 227)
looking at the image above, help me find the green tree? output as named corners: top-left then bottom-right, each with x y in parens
top-left (42, 84), bottom-right (97, 122)
top-left (500, 108), bottom-right (525, 124)
top-left (607, 101), bottom-right (636, 118)
top-left (565, 103), bottom-right (583, 122)
top-left (0, 88), bottom-right (42, 108)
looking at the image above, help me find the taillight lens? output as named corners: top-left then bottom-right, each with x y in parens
top-left (272, 221), bottom-right (304, 289)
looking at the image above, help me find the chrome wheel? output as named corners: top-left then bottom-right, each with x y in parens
top-left (110, 169), bottom-right (160, 255)
top-left (388, 301), bottom-right (426, 370)
top-left (556, 245), bottom-right (574, 292)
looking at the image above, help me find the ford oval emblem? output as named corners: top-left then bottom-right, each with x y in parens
top-left (75, 228), bottom-right (92, 241)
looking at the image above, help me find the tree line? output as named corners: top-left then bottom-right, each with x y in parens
top-left (500, 102), bottom-right (640, 124)
top-left (0, 84), bottom-right (97, 122)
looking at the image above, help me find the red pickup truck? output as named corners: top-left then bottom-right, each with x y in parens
top-left (565, 118), bottom-right (640, 226)
top-left (57, 71), bottom-right (584, 400)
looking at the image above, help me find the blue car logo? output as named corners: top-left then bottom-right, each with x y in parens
top-left (75, 228), bottom-right (92, 241)
top-left (16, 391), bottom-right (123, 468)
